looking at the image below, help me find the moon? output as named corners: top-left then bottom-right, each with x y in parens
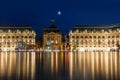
top-left (58, 11), bottom-right (61, 15)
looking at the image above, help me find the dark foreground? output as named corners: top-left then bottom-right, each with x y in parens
top-left (0, 51), bottom-right (119, 80)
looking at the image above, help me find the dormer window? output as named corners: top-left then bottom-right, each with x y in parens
top-left (108, 29), bottom-right (111, 33)
top-left (0, 30), bottom-right (3, 33)
top-left (8, 29), bottom-right (11, 33)
top-left (76, 29), bottom-right (79, 33)
top-left (102, 29), bottom-right (104, 33)
top-left (117, 28), bottom-right (119, 31)
top-left (85, 29), bottom-right (87, 33)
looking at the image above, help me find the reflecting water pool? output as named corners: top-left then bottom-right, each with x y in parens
top-left (0, 51), bottom-right (119, 80)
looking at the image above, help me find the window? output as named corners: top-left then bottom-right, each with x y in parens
top-left (81, 40), bottom-right (83, 44)
top-left (112, 40), bottom-right (114, 44)
top-left (8, 36), bottom-right (10, 38)
top-left (76, 29), bottom-right (79, 33)
top-left (3, 36), bottom-right (6, 38)
top-left (89, 36), bottom-right (92, 38)
top-left (116, 36), bottom-right (119, 38)
top-left (76, 36), bottom-right (79, 38)
top-left (102, 36), bottom-right (105, 38)
top-left (29, 36), bottom-right (32, 38)
top-left (17, 29), bottom-right (20, 33)
top-left (85, 40), bottom-right (87, 43)
top-left (29, 40), bottom-right (32, 42)
top-left (98, 40), bottom-right (101, 44)
top-left (13, 36), bottom-right (15, 39)
top-left (25, 36), bottom-right (27, 38)
top-left (108, 40), bottom-right (110, 45)
top-left (72, 36), bottom-right (75, 38)
top-left (98, 36), bottom-right (100, 38)
top-left (16, 36), bottom-right (19, 38)
top-left (94, 36), bottom-right (96, 38)
top-left (8, 29), bottom-right (11, 32)
top-left (85, 36), bottom-right (88, 38)
top-left (112, 36), bottom-right (115, 38)
top-left (84, 29), bottom-right (87, 33)
top-left (102, 29), bottom-right (104, 32)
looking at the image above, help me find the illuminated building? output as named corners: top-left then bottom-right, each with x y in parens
top-left (0, 25), bottom-right (36, 51)
top-left (43, 20), bottom-right (62, 50)
top-left (36, 37), bottom-right (43, 49)
top-left (69, 25), bottom-right (120, 51)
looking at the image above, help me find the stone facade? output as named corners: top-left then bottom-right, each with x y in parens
top-left (0, 26), bottom-right (36, 51)
top-left (43, 20), bottom-right (62, 50)
top-left (69, 25), bottom-right (120, 51)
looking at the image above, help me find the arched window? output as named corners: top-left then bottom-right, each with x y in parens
top-left (3, 36), bottom-right (6, 39)
top-left (25, 36), bottom-right (28, 38)
top-left (81, 40), bottom-right (83, 43)
top-left (16, 36), bottom-right (19, 38)
top-left (85, 36), bottom-right (88, 38)
top-left (116, 35), bottom-right (119, 38)
top-left (98, 36), bottom-right (100, 38)
top-left (76, 36), bottom-right (79, 38)
top-left (29, 40), bottom-right (32, 42)
top-left (72, 36), bottom-right (75, 38)
top-left (102, 36), bottom-right (105, 38)
top-left (94, 36), bottom-right (96, 38)
top-left (112, 36), bottom-right (115, 38)
top-left (12, 36), bottom-right (15, 38)
top-left (72, 40), bottom-right (74, 43)
top-left (108, 36), bottom-right (110, 38)
top-left (89, 36), bottom-right (92, 38)
top-left (108, 40), bottom-right (110, 44)
top-left (112, 40), bottom-right (114, 44)
top-left (8, 36), bottom-right (10, 38)
top-left (29, 36), bottom-right (32, 38)
top-left (76, 29), bottom-right (79, 33)
top-left (8, 29), bottom-right (11, 32)
top-left (98, 40), bottom-right (101, 44)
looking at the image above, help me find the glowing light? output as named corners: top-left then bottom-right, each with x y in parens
top-left (79, 48), bottom-right (85, 52)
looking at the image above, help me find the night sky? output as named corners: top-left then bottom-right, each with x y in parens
top-left (0, 0), bottom-right (120, 40)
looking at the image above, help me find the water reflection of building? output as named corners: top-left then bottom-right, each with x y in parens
top-left (0, 26), bottom-right (36, 51)
top-left (0, 52), bottom-right (36, 80)
top-left (69, 25), bottom-right (120, 51)
top-left (43, 20), bottom-right (62, 50)
top-left (68, 51), bottom-right (119, 80)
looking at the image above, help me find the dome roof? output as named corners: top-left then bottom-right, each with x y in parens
top-left (43, 19), bottom-right (60, 33)
top-left (49, 19), bottom-right (57, 28)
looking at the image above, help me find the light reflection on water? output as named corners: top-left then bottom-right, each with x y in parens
top-left (0, 52), bottom-right (36, 80)
top-left (0, 51), bottom-right (119, 80)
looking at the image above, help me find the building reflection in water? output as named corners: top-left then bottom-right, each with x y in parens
top-left (0, 52), bottom-right (36, 80)
top-left (39, 51), bottom-right (120, 80)
top-left (0, 51), bottom-right (119, 80)
top-left (68, 51), bottom-right (120, 80)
